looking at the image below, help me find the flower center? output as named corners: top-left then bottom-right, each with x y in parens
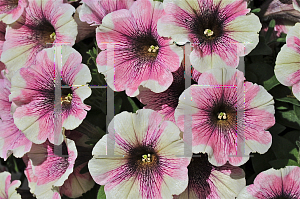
top-left (59, 81), bottom-right (73, 107)
top-left (50, 32), bottom-right (56, 42)
top-left (142, 154), bottom-right (152, 163)
top-left (217, 112), bottom-right (227, 120)
top-left (147, 45), bottom-right (159, 53)
top-left (61, 93), bottom-right (72, 105)
top-left (30, 20), bottom-right (56, 47)
top-left (204, 29), bottom-right (214, 37)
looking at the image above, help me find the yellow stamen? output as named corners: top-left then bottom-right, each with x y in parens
top-left (204, 29), bottom-right (214, 37)
top-left (50, 32), bottom-right (56, 41)
top-left (61, 93), bottom-right (73, 105)
top-left (217, 112), bottom-right (227, 120)
top-left (142, 154), bottom-right (152, 163)
top-left (148, 45), bottom-right (159, 53)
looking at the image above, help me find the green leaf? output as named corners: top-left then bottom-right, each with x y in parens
top-left (12, 157), bottom-right (19, 173)
top-left (93, 47), bottom-right (98, 56)
top-left (252, 149), bottom-right (276, 174)
top-left (248, 36), bottom-right (272, 56)
top-left (275, 101), bottom-right (289, 111)
top-left (251, 8), bottom-right (261, 13)
top-left (80, 164), bottom-right (89, 174)
top-left (276, 106), bottom-right (289, 110)
top-left (114, 96), bottom-right (123, 115)
top-left (269, 159), bottom-right (299, 169)
top-left (85, 140), bottom-right (98, 146)
top-left (265, 20), bottom-right (276, 43)
top-left (263, 75), bottom-right (280, 91)
top-left (268, 122), bottom-right (286, 135)
top-left (269, 19), bottom-right (276, 28)
top-left (276, 97), bottom-right (300, 106)
top-left (294, 104), bottom-right (300, 120)
top-left (289, 148), bottom-right (299, 162)
top-left (282, 130), bottom-right (300, 146)
top-left (276, 109), bottom-right (300, 130)
top-left (245, 62), bottom-right (274, 85)
top-left (271, 135), bottom-right (298, 161)
top-left (97, 186), bottom-right (106, 199)
top-left (127, 97), bottom-right (139, 113)
top-left (276, 38), bottom-right (286, 43)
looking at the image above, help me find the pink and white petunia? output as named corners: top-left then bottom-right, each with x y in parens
top-left (59, 162), bottom-right (94, 198)
top-left (0, 0), bottom-right (77, 79)
top-left (25, 138), bottom-right (77, 199)
top-left (88, 109), bottom-right (191, 199)
top-left (79, 0), bottom-right (134, 26)
top-left (9, 46), bottom-right (92, 145)
top-left (137, 64), bottom-right (200, 123)
top-left (174, 153), bottom-right (245, 199)
top-left (237, 166), bottom-right (300, 198)
top-left (96, 0), bottom-right (184, 97)
top-left (275, 22), bottom-right (300, 101)
top-left (0, 71), bottom-right (32, 160)
top-left (0, 171), bottom-right (21, 199)
top-left (157, 0), bottom-right (261, 73)
top-left (174, 68), bottom-right (275, 166)
top-left (60, 129), bottom-right (94, 198)
top-left (0, 0), bottom-right (28, 24)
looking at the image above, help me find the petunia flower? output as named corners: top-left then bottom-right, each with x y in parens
top-left (79, 0), bottom-right (134, 26)
top-left (0, 70), bottom-right (32, 160)
top-left (174, 153), bottom-right (245, 199)
top-left (24, 138), bottom-right (77, 199)
top-left (137, 64), bottom-right (200, 123)
top-left (0, 171), bottom-right (21, 199)
top-left (237, 166), bottom-right (300, 198)
top-left (174, 68), bottom-right (275, 166)
top-left (275, 22), bottom-right (300, 101)
top-left (0, 0), bottom-right (77, 79)
top-left (157, 0), bottom-right (261, 73)
top-left (96, 0), bottom-right (183, 97)
top-left (9, 46), bottom-right (92, 145)
top-left (0, 0), bottom-right (28, 24)
top-left (60, 129), bottom-right (95, 198)
top-left (88, 109), bottom-right (191, 199)
top-left (59, 162), bottom-right (94, 198)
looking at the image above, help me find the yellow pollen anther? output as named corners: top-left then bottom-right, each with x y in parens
top-left (204, 29), bottom-right (214, 37)
top-left (218, 112), bottom-right (227, 120)
top-left (61, 93), bottom-right (73, 105)
top-left (142, 154), bottom-right (151, 163)
top-left (50, 32), bottom-right (56, 41)
top-left (148, 45), bottom-right (159, 53)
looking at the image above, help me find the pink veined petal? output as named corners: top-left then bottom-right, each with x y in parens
top-left (79, 0), bottom-right (134, 26)
top-left (0, 0), bottom-right (28, 24)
